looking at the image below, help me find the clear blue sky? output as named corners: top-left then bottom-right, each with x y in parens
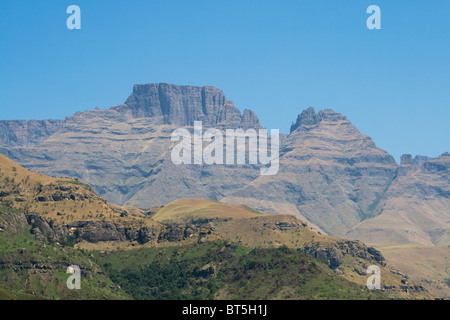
top-left (0, 0), bottom-right (449, 161)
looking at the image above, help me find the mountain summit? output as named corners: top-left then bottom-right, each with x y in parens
top-left (290, 107), bottom-right (347, 133)
top-left (111, 83), bottom-right (261, 129)
top-left (0, 84), bottom-right (261, 149)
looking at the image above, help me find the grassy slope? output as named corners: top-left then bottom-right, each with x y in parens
top-left (73, 198), bottom-right (436, 299)
top-left (0, 153), bottom-right (160, 232)
top-left (381, 245), bottom-right (450, 299)
top-left (152, 198), bottom-right (264, 222)
top-left (0, 226), bottom-right (131, 300)
top-left (151, 198), bottom-right (332, 248)
top-left (92, 242), bottom-right (388, 300)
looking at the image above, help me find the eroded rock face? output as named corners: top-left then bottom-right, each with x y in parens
top-left (137, 226), bottom-right (157, 244)
top-left (24, 215), bottom-right (156, 244)
top-left (68, 221), bottom-right (127, 243)
top-left (289, 107), bottom-right (347, 132)
top-left (111, 83), bottom-right (261, 129)
top-left (158, 224), bottom-right (185, 242)
top-left (349, 153), bottom-right (450, 246)
top-left (26, 214), bottom-right (69, 243)
top-left (0, 209), bottom-right (27, 235)
top-left (298, 240), bottom-right (386, 269)
top-left (275, 221), bottom-right (300, 231)
top-left (0, 120), bottom-right (64, 147)
top-left (24, 213), bottom-right (215, 245)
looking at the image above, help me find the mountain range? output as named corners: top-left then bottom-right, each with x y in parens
top-left (1, 153), bottom-right (432, 300)
top-left (0, 83), bottom-right (448, 298)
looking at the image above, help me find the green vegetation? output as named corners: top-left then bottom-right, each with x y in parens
top-left (92, 242), bottom-right (386, 300)
top-left (0, 228), bottom-right (131, 300)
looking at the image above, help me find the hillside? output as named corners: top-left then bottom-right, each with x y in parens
top-left (0, 224), bottom-right (131, 300)
top-left (0, 155), bottom-right (434, 299)
top-left (92, 242), bottom-right (391, 300)
top-left (347, 153), bottom-right (450, 297)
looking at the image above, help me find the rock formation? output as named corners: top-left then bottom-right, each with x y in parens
top-left (0, 84), bottom-right (448, 246)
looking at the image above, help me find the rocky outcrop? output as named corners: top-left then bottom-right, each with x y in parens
top-left (275, 221), bottom-right (300, 231)
top-left (0, 209), bottom-right (28, 235)
top-left (67, 221), bottom-right (128, 243)
top-left (26, 217), bottom-right (215, 245)
top-left (290, 107), bottom-right (347, 133)
top-left (137, 226), bottom-right (157, 244)
top-left (25, 214), bottom-right (158, 244)
top-left (156, 220), bottom-right (216, 243)
top-left (27, 214), bottom-right (69, 243)
top-left (298, 240), bottom-right (386, 269)
top-left (400, 154), bottom-right (414, 165)
top-left (158, 224), bottom-right (185, 242)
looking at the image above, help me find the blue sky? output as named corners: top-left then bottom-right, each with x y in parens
top-left (0, 0), bottom-right (449, 161)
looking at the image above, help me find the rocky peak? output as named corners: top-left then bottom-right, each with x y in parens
top-left (400, 154), bottom-right (439, 167)
top-left (110, 83), bottom-right (261, 129)
top-left (290, 107), bottom-right (347, 133)
top-left (400, 154), bottom-right (415, 165)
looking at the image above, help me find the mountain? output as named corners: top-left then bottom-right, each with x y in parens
top-left (222, 107), bottom-right (398, 237)
top-left (0, 83), bottom-right (262, 208)
top-left (346, 152), bottom-right (450, 298)
top-left (0, 154), bottom-right (432, 299)
top-left (0, 83), bottom-right (448, 297)
top-left (0, 87), bottom-right (400, 237)
top-left (112, 83), bottom-right (261, 129)
top-left (348, 153), bottom-right (450, 247)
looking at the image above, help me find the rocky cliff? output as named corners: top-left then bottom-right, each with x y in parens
top-left (223, 107), bottom-right (398, 236)
top-left (348, 152), bottom-right (450, 246)
top-left (95, 83), bottom-right (261, 129)
top-left (0, 120), bottom-right (64, 147)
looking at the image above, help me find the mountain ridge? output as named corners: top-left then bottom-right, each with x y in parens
top-left (1, 153), bottom-right (433, 300)
top-left (0, 82), bottom-right (448, 298)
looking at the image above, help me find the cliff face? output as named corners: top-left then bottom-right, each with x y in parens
top-left (223, 107), bottom-right (398, 237)
top-left (111, 83), bottom-right (261, 129)
top-left (348, 152), bottom-right (450, 247)
top-left (0, 120), bottom-right (64, 147)
top-left (290, 107), bottom-right (348, 132)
